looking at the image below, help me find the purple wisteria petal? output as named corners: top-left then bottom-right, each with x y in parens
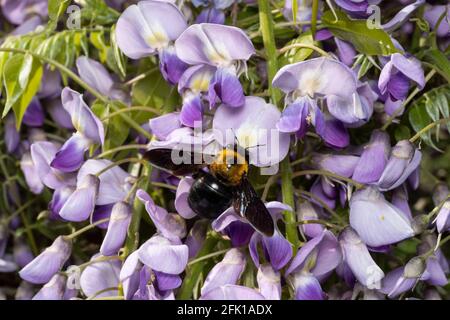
top-left (178, 64), bottom-right (216, 94)
top-left (185, 220), bottom-right (207, 258)
top-left (286, 229), bottom-right (342, 279)
top-left (30, 141), bottom-right (76, 190)
top-left (380, 267), bottom-right (415, 298)
top-left (100, 202), bottom-right (132, 256)
top-left (19, 236), bottom-right (72, 284)
top-left (50, 133), bottom-right (91, 172)
top-left (335, 38), bottom-right (356, 66)
top-left (424, 5), bottom-right (450, 37)
top-left (38, 68), bottom-right (62, 99)
top-left (327, 82), bottom-right (377, 126)
top-left (76, 56), bottom-right (115, 97)
top-left (382, 0), bottom-right (426, 32)
top-left (277, 97), bottom-right (310, 137)
top-left (392, 186), bottom-right (413, 221)
top-left (175, 177), bottom-right (197, 219)
top-left (137, 189), bottom-right (186, 240)
top-left (314, 110), bottom-right (350, 148)
top-left (225, 221), bottom-right (255, 247)
top-left (208, 67), bottom-right (245, 108)
top-left (120, 251), bottom-right (142, 300)
top-left (5, 114), bottom-right (20, 153)
top-left (13, 239), bottom-right (34, 269)
top-left (49, 186), bottom-right (75, 219)
top-left (423, 256), bottom-right (448, 286)
top-left (138, 235), bottom-right (188, 274)
top-left (257, 264), bottom-right (281, 300)
top-left (115, 0), bottom-right (187, 59)
top-left (59, 174), bottom-right (99, 222)
top-left (213, 96), bottom-right (290, 167)
top-left (159, 46), bottom-right (189, 85)
top-left (78, 159), bottom-right (132, 205)
top-left (196, 7), bottom-right (225, 24)
top-left (200, 285), bottom-right (265, 300)
top-left (339, 227), bottom-right (385, 289)
top-left (61, 87), bottom-right (104, 145)
top-left (180, 94), bottom-right (204, 127)
top-left (435, 201), bottom-right (450, 233)
top-left (22, 98), bottom-right (44, 127)
top-left (149, 112), bottom-right (182, 140)
top-left (297, 201), bottom-right (325, 238)
top-left (391, 54), bottom-right (425, 90)
top-left (47, 99), bottom-right (74, 130)
top-left (377, 140), bottom-right (422, 191)
top-left (175, 23), bottom-right (255, 66)
top-left (201, 248), bottom-right (246, 295)
top-left (1, 0), bottom-right (47, 25)
top-left (20, 152), bottom-right (44, 194)
top-left (32, 274), bottom-right (66, 300)
top-left (292, 272), bottom-right (325, 300)
top-left (349, 187), bottom-right (414, 247)
top-left (313, 153), bottom-right (360, 178)
top-left (154, 271), bottom-right (182, 291)
top-left (10, 15), bottom-right (42, 36)
top-left (273, 58), bottom-right (357, 99)
top-left (352, 130), bottom-right (390, 184)
top-left (310, 178), bottom-right (336, 209)
top-left (80, 255), bottom-right (121, 298)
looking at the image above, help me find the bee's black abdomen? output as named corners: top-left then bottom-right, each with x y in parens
top-left (188, 172), bottom-right (233, 219)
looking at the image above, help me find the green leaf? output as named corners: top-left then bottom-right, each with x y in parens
top-left (395, 125), bottom-right (411, 141)
top-left (292, 0), bottom-right (298, 24)
top-left (108, 24), bottom-right (127, 79)
top-left (322, 10), bottom-right (399, 55)
top-left (48, 0), bottom-right (71, 22)
top-left (409, 85), bottom-right (450, 150)
top-left (425, 49), bottom-right (450, 84)
top-left (2, 54), bottom-right (43, 128)
top-left (131, 60), bottom-right (180, 122)
top-left (279, 31), bottom-right (315, 66)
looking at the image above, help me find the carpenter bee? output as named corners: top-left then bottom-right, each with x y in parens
top-left (145, 145), bottom-right (275, 237)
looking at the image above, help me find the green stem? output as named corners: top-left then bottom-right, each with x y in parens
top-left (278, 43), bottom-right (330, 57)
top-left (409, 117), bottom-right (450, 143)
top-left (65, 218), bottom-right (110, 240)
top-left (101, 106), bottom-right (161, 121)
top-left (281, 158), bottom-right (300, 251)
top-left (20, 208), bottom-right (38, 255)
top-left (292, 169), bottom-right (365, 189)
top-left (258, 0), bottom-right (299, 251)
top-left (0, 47), bottom-right (152, 140)
top-left (258, 0), bottom-right (282, 104)
top-left (177, 236), bottom-right (218, 300)
top-left (95, 144), bottom-right (149, 159)
top-left (123, 164), bottom-right (151, 257)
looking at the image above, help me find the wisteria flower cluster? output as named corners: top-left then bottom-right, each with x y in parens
top-left (0, 0), bottom-right (449, 301)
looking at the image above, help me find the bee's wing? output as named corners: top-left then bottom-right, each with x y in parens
top-left (234, 176), bottom-right (275, 237)
top-left (144, 148), bottom-right (206, 176)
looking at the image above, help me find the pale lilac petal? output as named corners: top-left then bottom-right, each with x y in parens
top-left (380, 267), bottom-right (415, 298)
top-left (175, 23), bottom-right (255, 66)
top-left (119, 251), bottom-right (142, 300)
top-left (154, 271), bottom-right (182, 291)
top-left (261, 229), bottom-right (293, 271)
top-left (20, 152), bottom-right (44, 194)
top-left (201, 249), bottom-right (246, 295)
top-left (61, 88), bottom-right (104, 145)
top-left (200, 285), bottom-right (265, 300)
top-left (4, 114), bottom-right (20, 153)
top-left (30, 141), bottom-right (77, 190)
top-left (273, 58), bottom-right (357, 99)
top-left (391, 53), bottom-right (425, 89)
top-left (149, 112), bottom-right (182, 140)
top-left (297, 201), bottom-right (325, 238)
top-left (47, 99), bottom-right (74, 130)
top-left (196, 7), bottom-right (225, 24)
top-left (335, 38), bottom-right (356, 66)
top-left (277, 98), bottom-right (310, 136)
top-left (175, 177), bottom-right (197, 219)
top-left (382, 0), bottom-right (426, 32)
top-left (159, 46), bottom-right (189, 85)
top-left (22, 98), bottom-right (44, 127)
top-left (313, 153), bottom-right (360, 178)
top-left (100, 202), bottom-right (132, 256)
top-left (115, 1), bottom-right (187, 59)
top-left (257, 264), bottom-right (281, 300)
top-left (138, 235), bottom-right (188, 274)
top-left (78, 159), bottom-right (132, 205)
top-left (76, 56), bottom-right (114, 97)
top-left (19, 236), bottom-right (72, 284)
top-left (80, 255), bottom-right (121, 298)
top-left (339, 227), bottom-right (385, 289)
top-left (59, 174), bottom-right (99, 222)
top-left (137, 189), bottom-right (186, 240)
top-left (352, 130), bottom-right (391, 184)
top-left (180, 94), bottom-right (204, 127)
top-left (349, 187), bottom-right (414, 247)
top-left (32, 274), bottom-right (66, 300)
